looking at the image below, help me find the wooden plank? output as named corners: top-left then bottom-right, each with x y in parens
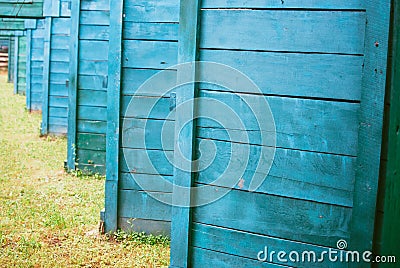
top-left (122, 40), bottom-right (178, 69)
top-left (120, 148), bottom-right (174, 176)
top-left (51, 18), bottom-right (71, 35)
top-left (104, 0), bottom-right (123, 233)
top-left (78, 74), bottom-right (109, 90)
top-left (80, 10), bottom-right (109, 26)
top-left (201, 0), bottom-right (364, 9)
top-left (123, 22), bottom-right (178, 41)
top-left (78, 90), bottom-right (107, 107)
top-left (199, 49), bottom-right (364, 101)
top-left (119, 190), bottom-right (172, 221)
top-left (79, 40), bottom-right (108, 60)
top-left (77, 120), bottom-right (107, 134)
top-left (170, 1), bottom-right (201, 267)
top-left (349, 0), bottom-right (391, 254)
top-left (77, 149), bottom-right (106, 166)
top-left (195, 138), bottom-right (355, 207)
top-left (200, 10), bottom-right (366, 55)
top-left (77, 106), bottom-right (107, 121)
top-left (13, 36), bottom-right (18, 94)
top-left (191, 247), bottom-right (284, 268)
top-left (192, 187), bottom-right (351, 248)
top-left (25, 29), bottom-right (32, 111)
top-left (122, 118), bottom-right (175, 151)
top-left (78, 60), bottom-right (108, 76)
top-left (77, 133), bottom-right (106, 151)
top-left (196, 90), bottom-right (359, 155)
top-left (121, 96), bottom-right (174, 120)
top-left (123, 0), bottom-right (179, 23)
top-left (120, 172), bottom-right (173, 192)
top-left (79, 25), bottom-right (109, 41)
top-left (81, 0), bottom-right (109, 11)
top-left (121, 68), bottom-right (177, 96)
top-left (41, 18), bottom-right (51, 135)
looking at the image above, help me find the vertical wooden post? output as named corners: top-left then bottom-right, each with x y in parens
top-left (67, 0), bottom-right (80, 170)
top-left (8, 36), bottom-right (13, 83)
top-left (25, 29), bottom-right (32, 111)
top-left (13, 36), bottom-right (18, 94)
top-left (376, 0), bottom-right (400, 256)
top-left (105, 0), bottom-right (123, 233)
top-left (41, 17), bottom-right (52, 136)
top-left (350, 0), bottom-right (391, 255)
top-left (170, 1), bottom-right (202, 267)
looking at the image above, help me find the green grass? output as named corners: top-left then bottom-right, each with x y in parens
top-left (0, 75), bottom-right (170, 267)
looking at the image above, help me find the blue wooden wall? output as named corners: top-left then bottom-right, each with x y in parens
top-left (7, 36), bottom-right (14, 83)
top-left (14, 35), bottom-right (27, 95)
top-left (168, 1), bottom-right (391, 267)
top-left (103, 0), bottom-right (180, 235)
top-left (25, 19), bottom-right (45, 111)
top-left (40, 0), bottom-right (71, 135)
top-left (67, 0), bottom-right (110, 173)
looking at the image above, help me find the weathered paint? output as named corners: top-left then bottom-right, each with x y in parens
top-left (170, 1), bottom-right (391, 267)
top-left (25, 19), bottom-right (45, 111)
top-left (67, 0), bottom-right (110, 173)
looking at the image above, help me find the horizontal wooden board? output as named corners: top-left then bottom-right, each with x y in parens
top-left (77, 106), bottom-right (107, 121)
top-left (50, 61), bottom-right (69, 74)
top-left (122, 118), bottom-right (175, 150)
top-left (200, 10), bottom-right (366, 55)
top-left (119, 190), bottom-right (171, 221)
top-left (81, 0), bottom-right (109, 11)
top-left (192, 186), bottom-right (351, 248)
top-left (123, 0), bottom-right (179, 23)
top-left (50, 49), bottom-right (69, 62)
top-left (123, 22), bottom-right (178, 41)
top-left (49, 96), bottom-right (68, 108)
top-left (78, 90), bottom-right (107, 107)
top-left (120, 172), bottom-right (173, 192)
top-left (77, 120), bottom-right (107, 134)
top-left (80, 25), bottom-right (109, 40)
top-left (199, 49), bottom-right (363, 100)
top-left (79, 40), bottom-right (108, 60)
top-left (52, 18), bottom-right (71, 35)
top-left (78, 75), bottom-right (108, 90)
top-left (78, 61), bottom-right (108, 76)
top-left (196, 138), bottom-right (355, 195)
top-left (49, 107), bottom-right (67, 118)
top-left (122, 40), bottom-right (178, 69)
top-left (50, 35), bottom-right (69, 49)
top-left (121, 95), bottom-right (175, 120)
top-left (201, 0), bottom-right (364, 9)
top-left (48, 83), bottom-right (68, 96)
top-left (197, 90), bottom-right (359, 155)
top-left (80, 10), bottom-right (109, 26)
top-left (49, 116), bottom-right (68, 126)
top-left (77, 133), bottom-right (106, 151)
top-left (121, 68), bottom-right (177, 96)
top-left (120, 148), bottom-right (174, 176)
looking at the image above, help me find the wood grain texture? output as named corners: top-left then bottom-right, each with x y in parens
top-left (104, 0), bottom-right (123, 233)
top-left (200, 10), bottom-right (366, 55)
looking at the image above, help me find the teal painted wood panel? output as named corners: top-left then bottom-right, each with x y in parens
top-left (0, 0), bottom-right (44, 17)
top-left (170, 2), bottom-right (392, 268)
top-left (67, 0), bottom-right (109, 173)
top-left (8, 36), bottom-right (15, 83)
top-left (15, 35), bottom-right (27, 96)
top-left (102, 0), bottom-right (180, 234)
top-left (41, 14), bottom-right (71, 136)
top-left (26, 19), bottom-right (45, 112)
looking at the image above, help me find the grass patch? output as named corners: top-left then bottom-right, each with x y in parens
top-left (0, 75), bottom-right (170, 267)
